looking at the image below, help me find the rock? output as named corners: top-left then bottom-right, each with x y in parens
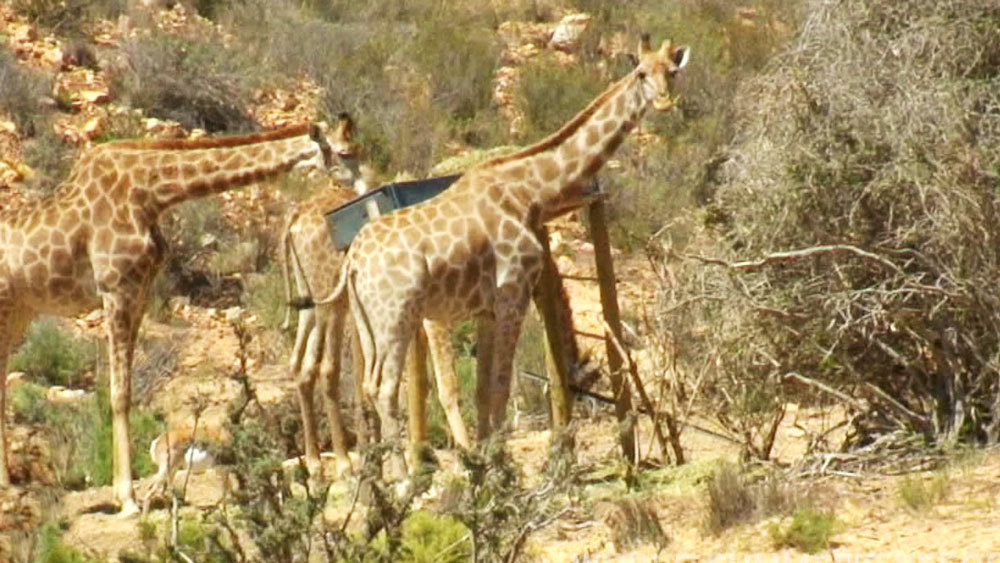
top-left (223, 306), bottom-right (244, 323)
top-left (82, 116), bottom-right (105, 139)
top-left (549, 13), bottom-right (592, 53)
top-left (6, 372), bottom-right (27, 387)
top-left (46, 386), bottom-right (89, 404)
top-left (78, 90), bottom-right (111, 104)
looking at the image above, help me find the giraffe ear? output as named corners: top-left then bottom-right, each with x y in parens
top-left (672, 45), bottom-right (690, 70)
top-left (309, 122), bottom-right (328, 142)
top-left (336, 112), bottom-right (355, 140)
top-left (639, 33), bottom-right (652, 55)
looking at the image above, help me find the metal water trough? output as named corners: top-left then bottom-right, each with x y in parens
top-left (323, 174), bottom-right (462, 250)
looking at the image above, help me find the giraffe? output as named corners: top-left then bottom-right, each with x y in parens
top-left (0, 119), bottom-right (356, 516)
top-left (281, 118), bottom-right (473, 477)
top-left (320, 35), bottom-right (690, 477)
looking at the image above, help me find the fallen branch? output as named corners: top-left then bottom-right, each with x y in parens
top-left (682, 244), bottom-right (901, 274)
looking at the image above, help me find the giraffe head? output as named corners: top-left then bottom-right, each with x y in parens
top-left (306, 112), bottom-right (370, 193)
top-left (635, 34), bottom-right (690, 112)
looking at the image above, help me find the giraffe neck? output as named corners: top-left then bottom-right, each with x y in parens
top-left (485, 69), bottom-right (650, 221)
top-left (81, 125), bottom-right (327, 217)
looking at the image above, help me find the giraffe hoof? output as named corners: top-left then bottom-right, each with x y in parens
top-left (117, 498), bottom-right (141, 519)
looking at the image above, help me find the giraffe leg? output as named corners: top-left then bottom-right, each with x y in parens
top-left (487, 293), bottom-right (531, 435)
top-left (293, 307), bottom-right (324, 476)
top-left (423, 319), bottom-right (472, 450)
top-left (0, 351), bottom-right (9, 487)
top-left (373, 334), bottom-right (412, 481)
top-left (104, 292), bottom-right (139, 516)
top-left (348, 321), bottom-right (369, 446)
top-left (320, 300), bottom-right (352, 478)
top-left (474, 317), bottom-right (497, 440)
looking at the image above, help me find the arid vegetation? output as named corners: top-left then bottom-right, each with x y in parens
top-left (2, 0), bottom-right (1000, 560)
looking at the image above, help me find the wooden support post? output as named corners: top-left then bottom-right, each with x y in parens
top-left (588, 195), bottom-right (637, 464)
top-left (407, 328), bottom-right (430, 467)
top-left (532, 225), bottom-right (573, 430)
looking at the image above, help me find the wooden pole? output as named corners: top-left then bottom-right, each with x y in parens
top-left (588, 195), bottom-right (637, 464)
top-left (531, 225), bottom-right (573, 430)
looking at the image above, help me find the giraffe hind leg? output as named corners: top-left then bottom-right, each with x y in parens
top-left (423, 319), bottom-right (472, 450)
top-left (320, 299), bottom-right (352, 477)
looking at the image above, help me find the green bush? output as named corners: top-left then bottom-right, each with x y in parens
top-left (10, 382), bottom-right (48, 425)
top-left (768, 508), bottom-right (841, 554)
top-left (10, 318), bottom-right (96, 388)
top-left (399, 510), bottom-right (470, 563)
top-left (34, 519), bottom-right (96, 563)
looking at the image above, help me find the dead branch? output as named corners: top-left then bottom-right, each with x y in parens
top-left (682, 244), bottom-right (901, 274)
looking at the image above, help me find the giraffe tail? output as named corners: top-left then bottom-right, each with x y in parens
top-left (311, 257), bottom-right (350, 308)
top-left (279, 216), bottom-right (295, 329)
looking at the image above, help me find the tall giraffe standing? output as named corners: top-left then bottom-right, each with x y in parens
top-left (0, 121), bottom-right (354, 515)
top-left (282, 117), bottom-right (473, 476)
top-left (322, 36), bottom-right (690, 477)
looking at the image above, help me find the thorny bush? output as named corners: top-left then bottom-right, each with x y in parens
top-left (653, 0), bottom-right (1000, 456)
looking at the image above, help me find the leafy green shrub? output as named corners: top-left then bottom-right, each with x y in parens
top-left (113, 31), bottom-right (258, 133)
top-left (85, 385), bottom-right (164, 487)
top-left (10, 382), bottom-right (48, 425)
top-left (11, 318), bottom-right (96, 388)
top-left (768, 508), bottom-right (841, 554)
top-left (399, 510), bottom-right (470, 563)
top-left (34, 519), bottom-right (95, 563)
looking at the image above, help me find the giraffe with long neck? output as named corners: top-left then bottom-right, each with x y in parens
top-left (282, 117), bottom-right (475, 474)
top-left (0, 120), bottom-right (352, 515)
top-left (322, 36), bottom-right (690, 477)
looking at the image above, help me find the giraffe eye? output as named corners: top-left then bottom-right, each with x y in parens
top-left (638, 70), bottom-right (647, 80)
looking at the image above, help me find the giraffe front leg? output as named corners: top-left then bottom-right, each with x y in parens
top-left (487, 294), bottom-right (531, 435)
top-left (104, 292), bottom-right (139, 517)
top-left (475, 316), bottom-right (496, 440)
top-left (0, 352), bottom-right (9, 486)
top-left (423, 319), bottom-right (472, 450)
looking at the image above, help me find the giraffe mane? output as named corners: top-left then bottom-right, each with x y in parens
top-left (106, 123), bottom-right (312, 150)
top-left (477, 71), bottom-right (635, 169)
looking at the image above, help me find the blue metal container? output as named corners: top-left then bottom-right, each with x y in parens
top-left (323, 174), bottom-right (462, 250)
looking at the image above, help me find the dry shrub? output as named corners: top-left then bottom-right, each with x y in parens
top-left (660, 0), bottom-right (1000, 453)
top-left (112, 30), bottom-right (257, 133)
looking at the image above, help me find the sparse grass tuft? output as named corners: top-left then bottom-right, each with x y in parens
top-left (704, 463), bottom-right (756, 534)
top-left (596, 496), bottom-right (669, 553)
top-left (768, 508), bottom-right (841, 554)
top-left (898, 472), bottom-right (950, 512)
top-left (35, 518), bottom-right (96, 563)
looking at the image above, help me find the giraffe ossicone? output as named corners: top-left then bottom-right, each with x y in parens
top-left (319, 35), bottom-right (690, 478)
top-left (0, 118), bottom-right (355, 516)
